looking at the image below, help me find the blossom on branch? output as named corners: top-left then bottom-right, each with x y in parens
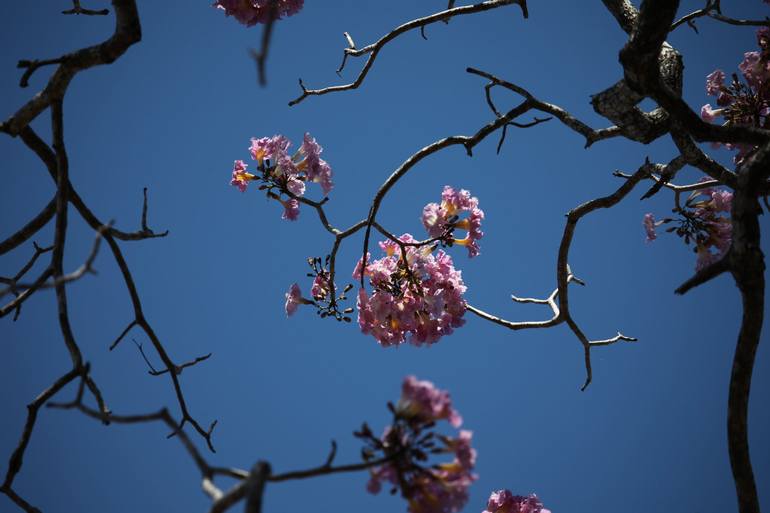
top-left (230, 160), bottom-right (255, 192)
top-left (397, 375), bottom-right (463, 428)
top-left (284, 283), bottom-right (303, 316)
top-left (482, 490), bottom-right (551, 513)
top-left (213, 0), bottom-right (304, 26)
top-left (284, 256), bottom-right (354, 322)
top-left (422, 186), bottom-right (485, 258)
top-left (228, 133), bottom-right (334, 220)
top-left (355, 234), bottom-right (467, 346)
top-left (362, 376), bottom-right (476, 513)
top-left (705, 70), bottom-right (725, 96)
top-left (301, 132), bottom-right (334, 194)
top-left (701, 26), bottom-right (770, 163)
top-left (643, 185), bottom-right (733, 271)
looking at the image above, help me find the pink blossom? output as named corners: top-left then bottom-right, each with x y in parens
top-left (311, 274), bottom-right (330, 300)
top-left (398, 375), bottom-right (463, 427)
top-left (422, 186), bottom-right (484, 258)
top-left (739, 51), bottom-right (765, 89)
top-left (367, 430), bottom-right (476, 513)
top-left (700, 104), bottom-right (721, 123)
top-left (690, 188), bottom-right (733, 270)
top-left (281, 198), bottom-right (300, 221)
top-left (366, 464), bottom-right (397, 495)
top-left (286, 176), bottom-right (305, 196)
top-left (364, 376), bottom-right (475, 513)
top-left (758, 26), bottom-right (770, 49)
top-left (406, 463), bottom-right (475, 513)
top-left (643, 213), bottom-right (656, 242)
top-left (355, 234), bottom-right (467, 346)
top-left (705, 69), bottom-right (725, 96)
top-left (483, 490), bottom-right (551, 513)
top-left (367, 458), bottom-right (475, 513)
top-left (230, 160), bottom-right (255, 192)
top-left (316, 160), bottom-right (334, 195)
top-left (284, 283), bottom-right (302, 316)
top-left (711, 190), bottom-right (733, 213)
top-left (233, 133), bottom-right (336, 220)
top-left (449, 430), bottom-right (477, 469)
top-left (300, 133), bottom-right (334, 195)
top-left (696, 245), bottom-right (720, 271)
top-left (249, 135), bottom-right (289, 166)
top-left (213, 0), bottom-right (303, 26)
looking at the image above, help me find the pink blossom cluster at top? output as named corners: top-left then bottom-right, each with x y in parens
top-left (213, 0), bottom-right (303, 26)
top-left (396, 375), bottom-right (463, 427)
top-left (422, 186), bottom-right (485, 257)
top-left (355, 234), bottom-right (467, 346)
top-left (365, 377), bottom-right (476, 513)
top-left (701, 24), bottom-right (770, 163)
top-left (230, 133), bottom-right (333, 221)
top-left (482, 490), bottom-right (551, 513)
top-left (643, 185), bottom-right (733, 271)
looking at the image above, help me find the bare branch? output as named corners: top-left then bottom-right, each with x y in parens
top-left (244, 462), bottom-right (271, 513)
top-left (360, 101), bottom-right (534, 286)
top-left (289, 0), bottom-right (526, 106)
top-left (0, 485), bottom-right (42, 513)
top-left (0, 242), bottom-right (53, 320)
top-left (0, 223), bottom-right (108, 300)
top-left (109, 320), bottom-right (137, 350)
top-left (672, 1), bottom-right (770, 32)
top-left (249, 0), bottom-right (278, 86)
top-left (468, 67), bottom-right (623, 148)
top-left (139, 342), bottom-right (213, 377)
top-left (18, 128), bottom-right (169, 242)
top-left (2, 367), bottom-right (80, 491)
top-left (465, 270), bottom-right (584, 331)
top-left (675, 256), bottom-right (730, 295)
top-left (725, 176), bottom-right (764, 513)
top-left (16, 58), bottom-right (65, 88)
top-left (16, 123), bottom-right (210, 449)
top-left (0, 268), bottom-right (53, 320)
top-left (1, 0), bottom-right (140, 135)
top-left (470, 164), bottom-right (648, 388)
top-left (639, 155), bottom-right (687, 200)
top-left (62, 0), bottom-right (110, 16)
top-left (0, 198), bottom-right (56, 256)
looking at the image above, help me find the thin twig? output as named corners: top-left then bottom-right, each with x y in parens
top-left (289, 0), bottom-right (526, 106)
top-left (62, 0), bottom-right (109, 16)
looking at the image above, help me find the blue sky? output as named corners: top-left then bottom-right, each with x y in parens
top-left (1, 1), bottom-right (769, 512)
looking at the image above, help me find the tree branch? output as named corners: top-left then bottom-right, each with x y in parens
top-left (288, 0), bottom-right (526, 106)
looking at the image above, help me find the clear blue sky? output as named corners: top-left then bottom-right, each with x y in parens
top-left (1, 1), bottom-right (769, 512)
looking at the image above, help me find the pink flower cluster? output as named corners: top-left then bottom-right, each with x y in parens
top-left (365, 377), bottom-right (476, 513)
top-left (230, 133), bottom-right (333, 221)
top-left (482, 490), bottom-right (551, 513)
top-left (701, 25), bottom-right (770, 163)
top-left (422, 186), bottom-right (485, 257)
top-left (692, 187), bottom-right (733, 271)
top-left (283, 256), bottom-right (355, 322)
top-left (643, 185), bottom-right (732, 271)
top-left (396, 375), bottom-right (463, 427)
top-left (355, 234), bottom-right (467, 346)
top-left (213, 0), bottom-right (303, 26)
